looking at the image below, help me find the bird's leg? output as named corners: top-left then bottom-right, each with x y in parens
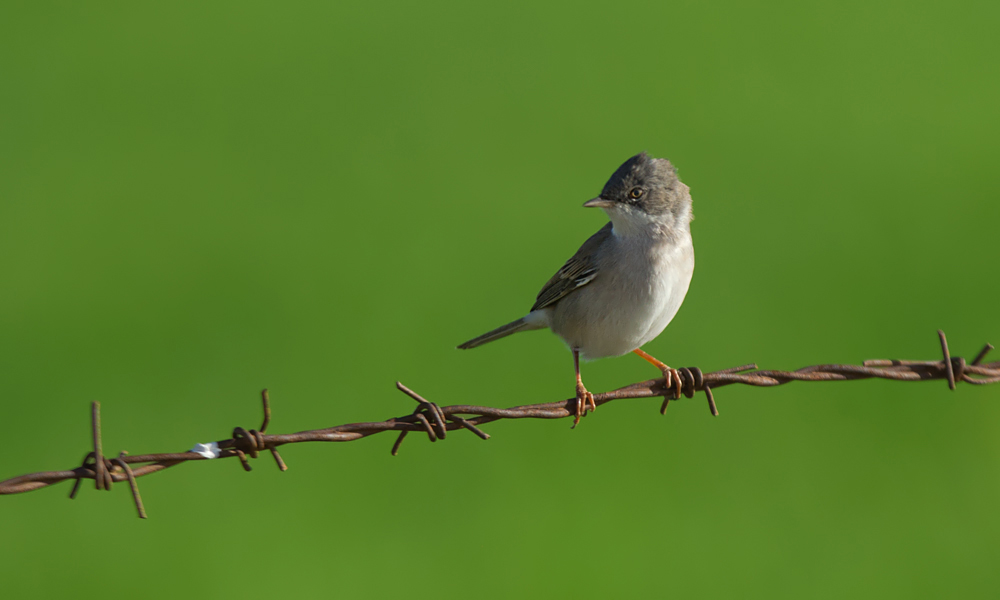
top-left (572, 349), bottom-right (596, 428)
top-left (633, 348), bottom-right (683, 400)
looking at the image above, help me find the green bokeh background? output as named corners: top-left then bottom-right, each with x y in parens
top-left (2, 1), bottom-right (998, 598)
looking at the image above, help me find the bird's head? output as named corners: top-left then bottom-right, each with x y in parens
top-left (583, 152), bottom-right (692, 238)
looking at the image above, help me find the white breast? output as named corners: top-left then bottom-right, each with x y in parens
top-left (540, 230), bottom-right (694, 360)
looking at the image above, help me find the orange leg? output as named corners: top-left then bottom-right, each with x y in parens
top-left (633, 348), bottom-right (682, 400)
top-left (572, 350), bottom-right (596, 428)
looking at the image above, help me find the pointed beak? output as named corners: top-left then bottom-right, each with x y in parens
top-left (582, 196), bottom-right (614, 209)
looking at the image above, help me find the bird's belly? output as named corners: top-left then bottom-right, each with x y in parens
top-left (548, 244), bottom-right (693, 360)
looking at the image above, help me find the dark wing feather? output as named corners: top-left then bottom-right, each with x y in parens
top-left (530, 222), bottom-right (612, 312)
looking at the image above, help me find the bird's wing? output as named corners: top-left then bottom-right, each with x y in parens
top-left (530, 222), bottom-right (613, 312)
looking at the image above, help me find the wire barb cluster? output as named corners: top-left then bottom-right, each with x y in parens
top-left (2, 330), bottom-right (997, 518)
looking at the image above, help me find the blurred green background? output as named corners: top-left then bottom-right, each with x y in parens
top-left (2, 1), bottom-right (998, 598)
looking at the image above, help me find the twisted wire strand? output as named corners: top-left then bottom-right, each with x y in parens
top-left (1, 331), bottom-right (996, 518)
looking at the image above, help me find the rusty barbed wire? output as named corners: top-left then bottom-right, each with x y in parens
top-left (2, 330), bottom-right (997, 518)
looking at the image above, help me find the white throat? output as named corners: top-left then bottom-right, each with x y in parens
top-left (603, 206), bottom-right (681, 240)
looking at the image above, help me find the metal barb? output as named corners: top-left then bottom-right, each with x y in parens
top-left (68, 452), bottom-right (94, 499)
top-left (396, 381), bottom-right (448, 440)
top-left (91, 402), bottom-right (111, 491)
top-left (448, 415), bottom-right (490, 440)
top-left (233, 427), bottom-right (259, 458)
top-left (413, 412), bottom-right (437, 442)
top-left (260, 389), bottom-right (271, 433)
top-left (395, 381), bottom-right (432, 405)
top-left (228, 392), bottom-right (288, 471)
top-left (972, 344), bottom-right (994, 366)
top-left (270, 448), bottom-right (288, 471)
top-left (939, 330), bottom-right (956, 391)
top-left (69, 478), bottom-right (82, 500)
top-left (234, 449), bottom-right (252, 472)
top-left (391, 431), bottom-right (408, 456)
top-left (90, 400), bottom-right (107, 490)
top-left (705, 386), bottom-right (718, 416)
top-left (113, 452), bottom-right (147, 519)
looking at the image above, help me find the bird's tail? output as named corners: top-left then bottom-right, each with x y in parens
top-left (457, 317), bottom-right (541, 349)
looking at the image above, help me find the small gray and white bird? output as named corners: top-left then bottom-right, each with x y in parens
top-left (458, 152), bottom-right (695, 425)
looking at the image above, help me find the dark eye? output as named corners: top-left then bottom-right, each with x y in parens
top-left (628, 187), bottom-right (644, 200)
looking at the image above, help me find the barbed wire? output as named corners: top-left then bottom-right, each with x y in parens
top-left (2, 330), bottom-right (997, 518)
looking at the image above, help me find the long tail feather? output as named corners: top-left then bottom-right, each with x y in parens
top-left (457, 317), bottom-right (536, 349)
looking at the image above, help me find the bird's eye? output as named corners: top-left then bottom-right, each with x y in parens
top-left (628, 187), bottom-right (644, 199)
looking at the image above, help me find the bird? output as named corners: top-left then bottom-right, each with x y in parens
top-left (458, 152), bottom-right (695, 426)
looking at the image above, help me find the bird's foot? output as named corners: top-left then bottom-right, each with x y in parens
top-left (572, 382), bottom-right (596, 428)
top-left (660, 366), bottom-right (683, 400)
top-left (631, 348), bottom-right (684, 413)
